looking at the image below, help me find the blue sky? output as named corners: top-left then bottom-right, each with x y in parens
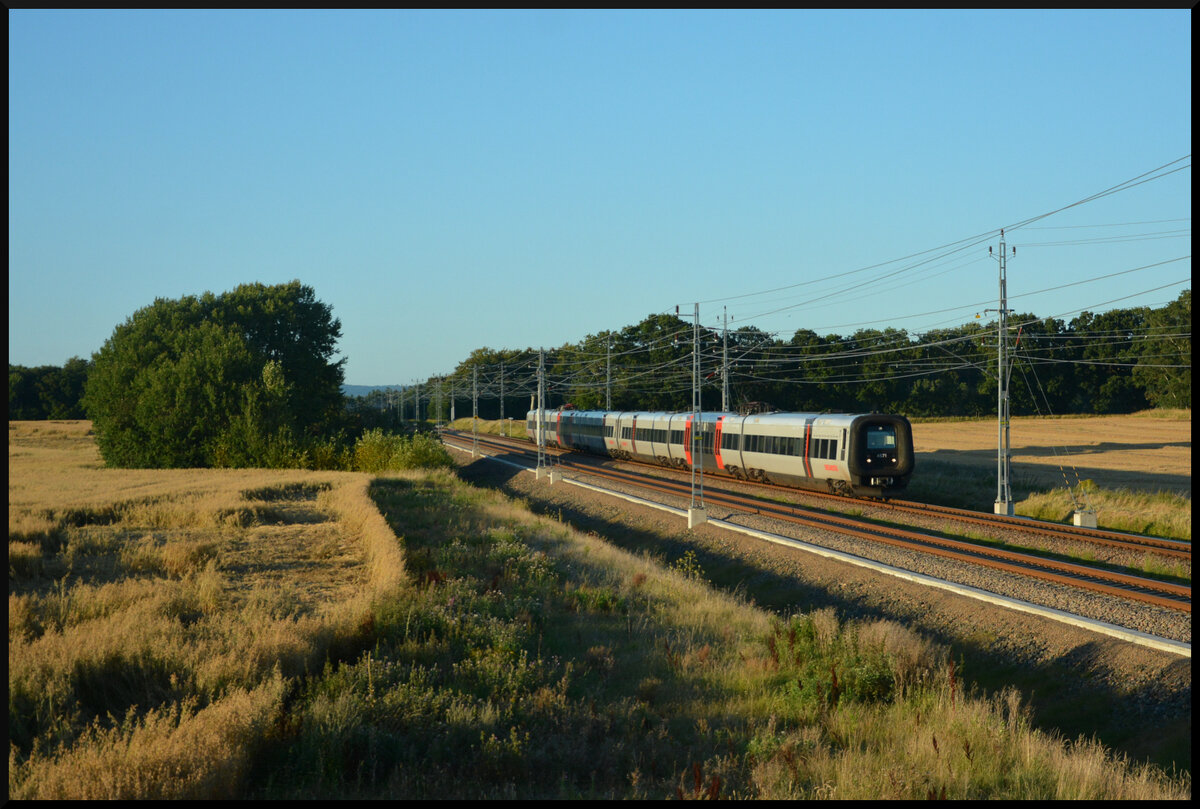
top-left (8, 9), bottom-right (1191, 386)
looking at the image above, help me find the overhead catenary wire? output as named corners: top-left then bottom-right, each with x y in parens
top-left (417, 158), bottom-right (1188, 409)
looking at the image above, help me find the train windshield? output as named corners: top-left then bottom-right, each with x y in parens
top-left (866, 427), bottom-right (896, 450)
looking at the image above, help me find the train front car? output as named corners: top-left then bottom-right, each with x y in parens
top-left (712, 411), bottom-right (913, 498)
top-left (845, 414), bottom-right (914, 497)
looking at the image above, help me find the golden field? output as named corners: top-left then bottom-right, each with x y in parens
top-left (7, 419), bottom-right (1190, 799)
top-left (911, 410), bottom-right (1191, 496)
top-left (8, 419), bottom-right (405, 798)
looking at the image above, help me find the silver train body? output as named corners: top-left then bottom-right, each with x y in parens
top-left (525, 408), bottom-right (914, 498)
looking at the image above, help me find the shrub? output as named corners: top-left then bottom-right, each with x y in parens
top-left (352, 429), bottom-right (453, 473)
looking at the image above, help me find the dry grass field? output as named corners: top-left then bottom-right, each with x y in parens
top-left (911, 410), bottom-right (1191, 496)
top-left (8, 420), bottom-right (406, 799)
top-left (7, 419), bottom-right (1190, 799)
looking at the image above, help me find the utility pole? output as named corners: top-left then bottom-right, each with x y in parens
top-left (472, 367), bottom-right (478, 456)
top-left (990, 230), bottom-right (1014, 516)
top-left (689, 302), bottom-right (707, 528)
top-left (721, 306), bottom-right (729, 413)
top-left (606, 339), bottom-right (612, 411)
top-left (499, 361), bottom-right (505, 434)
top-left (535, 348), bottom-right (558, 481)
top-left (537, 351), bottom-right (544, 473)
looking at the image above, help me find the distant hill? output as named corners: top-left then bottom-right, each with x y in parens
top-left (342, 384), bottom-right (405, 398)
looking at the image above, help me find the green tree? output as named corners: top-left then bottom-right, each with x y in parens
top-left (1069, 307), bottom-right (1151, 414)
top-left (8, 358), bottom-right (90, 419)
top-left (213, 281), bottom-right (346, 436)
top-left (1132, 289), bottom-right (1191, 409)
top-left (9, 365), bottom-right (41, 419)
top-left (83, 282), bottom-right (345, 468)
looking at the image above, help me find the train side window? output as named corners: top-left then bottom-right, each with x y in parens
top-left (841, 429), bottom-right (847, 460)
top-left (829, 440), bottom-right (838, 460)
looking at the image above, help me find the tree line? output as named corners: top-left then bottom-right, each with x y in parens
top-left (9, 358), bottom-right (90, 420)
top-left (8, 285), bottom-right (1190, 469)
top-left (415, 288), bottom-right (1190, 420)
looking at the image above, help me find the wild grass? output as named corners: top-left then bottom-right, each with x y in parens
top-left (8, 421), bottom-right (1190, 799)
top-left (904, 459), bottom-right (1191, 542)
top-left (251, 473), bottom-right (1187, 799)
top-left (1018, 483), bottom-right (1191, 542)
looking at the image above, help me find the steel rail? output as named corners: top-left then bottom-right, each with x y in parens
top-left (560, 459), bottom-right (1192, 612)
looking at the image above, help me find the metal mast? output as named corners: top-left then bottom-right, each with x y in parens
top-left (472, 367), bottom-right (478, 456)
top-left (606, 339), bottom-right (612, 410)
top-left (721, 306), bottom-right (729, 413)
top-left (991, 230), bottom-right (1014, 516)
top-left (536, 348), bottom-right (546, 474)
top-left (688, 302), bottom-right (707, 527)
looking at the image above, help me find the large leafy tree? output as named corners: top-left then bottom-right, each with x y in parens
top-left (83, 281), bottom-right (344, 468)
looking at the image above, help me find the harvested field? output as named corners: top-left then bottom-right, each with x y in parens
top-left (910, 411), bottom-right (1191, 496)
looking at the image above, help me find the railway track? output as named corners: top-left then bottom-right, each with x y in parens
top-left (444, 429), bottom-right (1190, 565)
top-left (441, 428), bottom-right (1191, 617)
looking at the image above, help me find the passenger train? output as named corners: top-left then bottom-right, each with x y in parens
top-left (525, 407), bottom-right (914, 498)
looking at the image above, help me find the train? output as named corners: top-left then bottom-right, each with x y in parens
top-left (524, 407), bottom-right (914, 498)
